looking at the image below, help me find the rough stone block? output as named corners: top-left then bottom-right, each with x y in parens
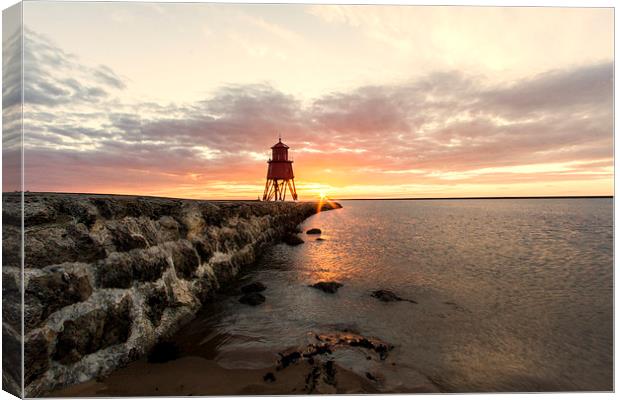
top-left (97, 247), bottom-right (169, 288)
top-left (52, 297), bottom-right (132, 365)
top-left (25, 223), bottom-right (105, 269)
top-left (24, 331), bottom-right (50, 384)
top-left (168, 240), bottom-right (200, 279)
top-left (25, 268), bottom-right (93, 329)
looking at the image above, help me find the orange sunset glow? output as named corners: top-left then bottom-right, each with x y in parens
top-left (3, 4), bottom-right (613, 199)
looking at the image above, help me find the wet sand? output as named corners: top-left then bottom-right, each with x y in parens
top-left (52, 356), bottom-right (383, 396)
top-left (50, 329), bottom-right (440, 396)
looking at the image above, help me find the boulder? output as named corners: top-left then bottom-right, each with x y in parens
top-left (52, 297), bottom-right (132, 365)
top-left (25, 269), bottom-right (93, 329)
top-left (310, 281), bottom-right (343, 294)
top-left (241, 282), bottom-right (266, 294)
top-left (191, 238), bottom-right (214, 263)
top-left (283, 233), bottom-right (304, 246)
top-left (2, 270), bottom-right (22, 328)
top-left (306, 228), bottom-right (322, 235)
top-left (96, 247), bottom-right (169, 288)
top-left (143, 285), bottom-right (169, 327)
top-left (24, 331), bottom-right (49, 384)
top-left (3, 323), bottom-right (22, 392)
top-left (24, 223), bottom-right (105, 269)
top-left (239, 292), bottom-right (265, 306)
top-left (169, 240), bottom-right (200, 279)
top-left (106, 221), bottom-right (149, 252)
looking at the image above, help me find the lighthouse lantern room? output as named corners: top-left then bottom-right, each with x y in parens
top-left (262, 138), bottom-right (298, 201)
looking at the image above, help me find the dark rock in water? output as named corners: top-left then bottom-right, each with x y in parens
top-left (310, 281), bottom-right (343, 294)
top-left (371, 290), bottom-right (402, 302)
top-left (316, 237), bottom-right (325, 241)
top-left (315, 332), bottom-right (394, 360)
top-left (371, 289), bottom-right (417, 304)
top-left (241, 282), bottom-right (266, 294)
top-left (283, 233), bottom-right (304, 246)
top-left (278, 350), bottom-right (302, 369)
top-left (147, 341), bottom-right (180, 363)
top-left (239, 292), bottom-right (266, 306)
top-left (263, 372), bottom-right (276, 383)
top-left (306, 228), bottom-right (322, 234)
top-left (322, 360), bottom-right (336, 385)
top-left (275, 331), bottom-right (392, 393)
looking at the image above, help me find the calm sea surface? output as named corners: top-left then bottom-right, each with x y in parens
top-left (179, 199), bottom-right (613, 392)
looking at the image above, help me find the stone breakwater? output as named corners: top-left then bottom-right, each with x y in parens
top-left (2, 193), bottom-right (341, 397)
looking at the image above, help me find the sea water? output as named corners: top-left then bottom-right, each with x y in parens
top-left (177, 199), bottom-right (613, 392)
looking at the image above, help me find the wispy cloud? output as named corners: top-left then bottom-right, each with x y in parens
top-left (11, 28), bottom-right (614, 198)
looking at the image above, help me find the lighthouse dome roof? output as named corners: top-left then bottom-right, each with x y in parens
top-left (271, 138), bottom-right (289, 149)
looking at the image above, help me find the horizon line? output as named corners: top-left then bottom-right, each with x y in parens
top-left (4, 191), bottom-right (614, 202)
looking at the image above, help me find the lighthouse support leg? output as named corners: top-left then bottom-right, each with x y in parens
top-left (262, 180), bottom-right (271, 201)
top-left (287, 179), bottom-right (298, 201)
top-left (263, 178), bottom-right (297, 201)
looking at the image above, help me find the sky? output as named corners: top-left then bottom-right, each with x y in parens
top-left (3, 2), bottom-right (614, 199)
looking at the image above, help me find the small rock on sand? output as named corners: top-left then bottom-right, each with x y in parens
top-left (316, 238), bottom-right (325, 241)
top-left (239, 292), bottom-right (266, 306)
top-left (306, 228), bottom-right (322, 234)
top-left (310, 281), bottom-right (343, 294)
top-left (241, 282), bottom-right (266, 294)
top-left (263, 372), bottom-right (276, 382)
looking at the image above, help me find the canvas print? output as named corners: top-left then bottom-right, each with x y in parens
top-left (1, 1), bottom-right (614, 397)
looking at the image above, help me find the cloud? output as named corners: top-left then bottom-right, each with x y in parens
top-left (18, 28), bottom-right (613, 198)
top-left (22, 28), bottom-right (124, 106)
top-left (479, 63), bottom-right (613, 118)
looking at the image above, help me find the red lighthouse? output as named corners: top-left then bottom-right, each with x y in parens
top-left (262, 138), bottom-right (298, 201)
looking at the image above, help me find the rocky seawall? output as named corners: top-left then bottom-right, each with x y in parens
top-left (2, 193), bottom-right (340, 397)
